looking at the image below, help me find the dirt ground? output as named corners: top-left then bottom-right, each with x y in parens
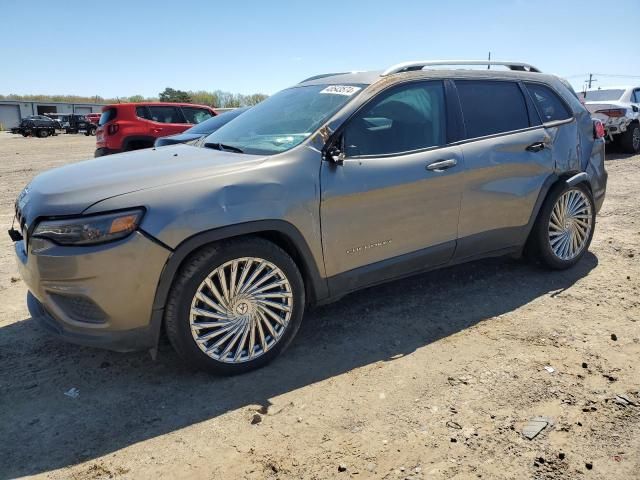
top-left (0, 132), bottom-right (638, 480)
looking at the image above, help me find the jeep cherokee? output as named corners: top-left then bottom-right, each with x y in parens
top-left (11, 60), bottom-right (607, 374)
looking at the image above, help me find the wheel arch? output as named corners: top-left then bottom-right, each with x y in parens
top-left (150, 220), bottom-right (329, 314)
top-left (523, 171), bottom-right (594, 245)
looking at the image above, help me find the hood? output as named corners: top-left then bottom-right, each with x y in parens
top-left (18, 144), bottom-right (264, 224)
top-left (583, 100), bottom-right (627, 114)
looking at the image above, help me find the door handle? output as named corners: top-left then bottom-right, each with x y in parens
top-left (426, 159), bottom-right (457, 171)
top-left (526, 142), bottom-right (546, 152)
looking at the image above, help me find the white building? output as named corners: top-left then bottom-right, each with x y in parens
top-left (0, 100), bottom-right (104, 129)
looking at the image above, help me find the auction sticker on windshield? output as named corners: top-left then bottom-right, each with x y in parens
top-left (320, 85), bottom-right (362, 96)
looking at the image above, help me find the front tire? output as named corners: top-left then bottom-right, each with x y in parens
top-left (530, 182), bottom-right (595, 270)
top-left (165, 237), bottom-right (305, 375)
top-left (37, 129), bottom-right (50, 138)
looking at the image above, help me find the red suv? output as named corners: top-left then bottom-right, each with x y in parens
top-left (85, 113), bottom-right (101, 124)
top-left (95, 102), bottom-right (217, 157)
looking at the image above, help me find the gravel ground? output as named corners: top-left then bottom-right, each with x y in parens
top-left (0, 132), bottom-right (638, 480)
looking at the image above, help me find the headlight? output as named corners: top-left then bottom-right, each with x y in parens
top-left (32, 209), bottom-right (144, 246)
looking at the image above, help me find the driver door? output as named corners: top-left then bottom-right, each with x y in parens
top-left (320, 80), bottom-right (464, 292)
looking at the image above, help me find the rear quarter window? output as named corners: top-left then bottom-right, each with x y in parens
top-left (136, 106), bottom-right (151, 120)
top-left (455, 80), bottom-right (530, 139)
top-left (525, 83), bottom-right (572, 123)
top-left (98, 108), bottom-right (117, 126)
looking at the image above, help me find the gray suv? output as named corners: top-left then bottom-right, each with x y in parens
top-left (11, 60), bottom-right (607, 374)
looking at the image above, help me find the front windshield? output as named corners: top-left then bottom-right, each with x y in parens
top-left (204, 84), bottom-right (364, 155)
top-left (583, 89), bottom-right (624, 101)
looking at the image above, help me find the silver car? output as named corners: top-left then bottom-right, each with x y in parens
top-left (11, 60), bottom-right (607, 374)
top-left (579, 86), bottom-right (640, 153)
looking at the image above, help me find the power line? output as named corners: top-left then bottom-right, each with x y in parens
top-left (563, 73), bottom-right (640, 79)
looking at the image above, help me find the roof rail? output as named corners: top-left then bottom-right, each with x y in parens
top-left (381, 60), bottom-right (542, 76)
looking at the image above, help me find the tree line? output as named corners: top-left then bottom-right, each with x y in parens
top-left (0, 87), bottom-right (269, 108)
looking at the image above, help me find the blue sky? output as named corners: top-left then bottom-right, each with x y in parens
top-left (3, 0), bottom-right (639, 98)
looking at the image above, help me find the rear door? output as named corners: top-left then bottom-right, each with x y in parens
top-left (454, 79), bottom-right (554, 259)
top-left (320, 80), bottom-right (465, 291)
top-left (146, 105), bottom-right (188, 136)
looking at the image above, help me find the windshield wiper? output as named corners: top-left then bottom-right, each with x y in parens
top-left (204, 142), bottom-right (244, 154)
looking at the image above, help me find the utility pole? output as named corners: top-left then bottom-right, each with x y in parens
top-left (487, 51), bottom-right (491, 69)
top-left (587, 73), bottom-right (597, 89)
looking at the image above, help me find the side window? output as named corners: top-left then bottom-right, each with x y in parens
top-left (525, 83), bottom-right (572, 123)
top-left (147, 106), bottom-right (185, 123)
top-left (633, 90), bottom-right (640, 103)
top-left (136, 106), bottom-right (151, 120)
top-left (182, 107), bottom-right (213, 124)
top-left (456, 80), bottom-right (530, 138)
top-left (343, 81), bottom-right (446, 157)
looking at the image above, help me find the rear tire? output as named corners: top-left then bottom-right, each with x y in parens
top-left (529, 182), bottom-right (595, 270)
top-left (619, 122), bottom-right (640, 154)
top-left (37, 129), bottom-right (50, 138)
top-left (165, 237), bottom-right (305, 375)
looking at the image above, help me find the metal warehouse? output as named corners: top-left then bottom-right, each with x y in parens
top-left (0, 100), bottom-right (104, 130)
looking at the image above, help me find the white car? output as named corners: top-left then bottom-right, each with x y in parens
top-left (578, 86), bottom-right (640, 153)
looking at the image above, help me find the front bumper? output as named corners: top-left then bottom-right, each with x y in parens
top-left (15, 231), bottom-right (171, 352)
top-left (28, 292), bottom-right (160, 351)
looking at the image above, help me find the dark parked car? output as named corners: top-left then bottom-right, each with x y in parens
top-left (11, 116), bottom-right (61, 138)
top-left (11, 60), bottom-right (607, 375)
top-left (65, 114), bottom-right (96, 136)
top-left (154, 107), bottom-right (249, 147)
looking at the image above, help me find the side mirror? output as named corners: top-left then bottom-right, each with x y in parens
top-left (325, 142), bottom-right (345, 165)
top-left (329, 146), bottom-right (345, 164)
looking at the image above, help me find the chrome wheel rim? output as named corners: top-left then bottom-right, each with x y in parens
top-left (548, 189), bottom-right (592, 261)
top-left (190, 257), bottom-right (293, 363)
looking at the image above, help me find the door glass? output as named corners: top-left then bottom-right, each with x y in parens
top-left (343, 81), bottom-right (446, 156)
top-left (525, 83), bottom-right (571, 122)
top-left (182, 107), bottom-right (214, 124)
top-left (456, 80), bottom-right (529, 138)
top-left (135, 106), bottom-right (150, 120)
top-left (147, 106), bottom-right (185, 123)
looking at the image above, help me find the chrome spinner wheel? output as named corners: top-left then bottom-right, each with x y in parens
top-left (548, 188), bottom-right (593, 261)
top-left (189, 257), bottom-right (293, 364)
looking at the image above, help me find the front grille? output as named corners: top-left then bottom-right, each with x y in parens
top-left (48, 293), bottom-right (107, 324)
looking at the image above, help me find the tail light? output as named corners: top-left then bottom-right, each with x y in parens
top-left (593, 119), bottom-right (605, 139)
top-left (595, 108), bottom-right (626, 118)
top-left (107, 123), bottom-right (119, 135)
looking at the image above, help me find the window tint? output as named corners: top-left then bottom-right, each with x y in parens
top-left (456, 81), bottom-right (529, 138)
top-left (98, 108), bottom-right (117, 126)
top-left (135, 106), bottom-right (150, 120)
top-left (182, 107), bottom-right (214, 124)
top-left (525, 83), bottom-right (571, 123)
top-left (583, 89), bottom-right (624, 101)
top-left (147, 106), bottom-right (185, 123)
top-left (343, 81), bottom-right (446, 157)
top-left (633, 90), bottom-right (640, 103)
